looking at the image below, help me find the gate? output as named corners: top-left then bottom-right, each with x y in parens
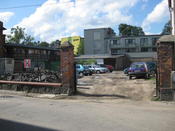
top-left (0, 42), bottom-right (76, 95)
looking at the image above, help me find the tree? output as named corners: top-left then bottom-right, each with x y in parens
top-left (118, 24), bottom-right (145, 36)
top-left (38, 41), bottom-right (49, 47)
top-left (7, 26), bottom-right (25, 44)
top-left (6, 26), bottom-right (35, 45)
top-left (23, 35), bottom-right (35, 46)
top-left (161, 21), bottom-right (171, 35)
top-left (50, 40), bottom-right (60, 48)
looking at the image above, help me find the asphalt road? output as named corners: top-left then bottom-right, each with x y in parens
top-left (0, 95), bottom-right (175, 131)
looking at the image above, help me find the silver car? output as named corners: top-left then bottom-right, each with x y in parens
top-left (87, 65), bottom-right (108, 74)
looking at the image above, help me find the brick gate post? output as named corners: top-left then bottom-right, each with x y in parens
top-left (0, 21), bottom-right (6, 57)
top-left (157, 35), bottom-right (175, 101)
top-left (60, 42), bottom-right (76, 95)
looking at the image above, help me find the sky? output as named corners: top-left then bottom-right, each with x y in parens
top-left (0, 0), bottom-right (170, 42)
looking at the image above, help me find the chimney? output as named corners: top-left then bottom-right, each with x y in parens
top-left (0, 21), bottom-right (6, 45)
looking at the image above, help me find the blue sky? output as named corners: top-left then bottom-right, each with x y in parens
top-left (0, 0), bottom-right (170, 42)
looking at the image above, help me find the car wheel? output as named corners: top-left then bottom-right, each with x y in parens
top-left (96, 70), bottom-right (100, 74)
top-left (129, 76), bottom-right (132, 80)
top-left (145, 74), bottom-right (150, 79)
top-left (79, 72), bottom-right (83, 77)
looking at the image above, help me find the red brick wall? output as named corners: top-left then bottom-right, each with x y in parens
top-left (157, 42), bottom-right (174, 88)
top-left (60, 43), bottom-right (76, 95)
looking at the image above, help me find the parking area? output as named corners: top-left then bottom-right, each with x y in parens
top-left (77, 71), bottom-right (156, 101)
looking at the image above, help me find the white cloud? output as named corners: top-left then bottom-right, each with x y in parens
top-left (17, 0), bottom-right (139, 42)
top-left (0, 12), bottom-right (14, 22)
top-left (142, 0), bottom-right (169, 31)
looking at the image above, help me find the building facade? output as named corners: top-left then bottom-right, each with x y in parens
top-left (110, 35), bottom-right (161, 55)
top-left (84, 27), bottom-right (162, 62)
top-left (61, 36), bottom-right (84, 56)
top-left (84, 28), bottom-right (115, 55)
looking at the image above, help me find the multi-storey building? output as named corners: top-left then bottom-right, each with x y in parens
top-left (84, 27), bottom-right (162, 62)
top-left (110, 35), bottom-right (160, 55)
top-left (84, 28), bottom-right (115, 55)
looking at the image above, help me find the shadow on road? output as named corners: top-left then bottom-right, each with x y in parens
top-left (76, 91), bottom-right (129, 99)
top-left (0, 119), bottom-right (61, 131)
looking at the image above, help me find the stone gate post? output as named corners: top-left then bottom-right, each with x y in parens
top-left (157, 35), bottom-right (175, 101)
top-left (60, 42), bottom-right (76, 95)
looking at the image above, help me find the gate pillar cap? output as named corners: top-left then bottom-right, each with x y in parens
top-left (158, 35), bottom-right (175, 43)
top-left (60, 41), bottom-right (73, 48)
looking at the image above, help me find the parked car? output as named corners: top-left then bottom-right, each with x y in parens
top-left (99, 64), bottom-right (114, 72)
top-left (146, 62), bottom-right (157, 75)
top-left (83, 66), bottom-right (93, 76)
top-left (76, 64), bottom-right (84, 77)
top-left (123, 67), bottom-right (129, 74)
top-left (87, 65), bottom-right (108, 74)
top-left (128, 62), bottom-right (156, 79)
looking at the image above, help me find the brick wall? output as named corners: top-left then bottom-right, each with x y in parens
top-left (60, 42), bottom-right (76, 95)
top-left (157, 35), bottom-right (175, 101)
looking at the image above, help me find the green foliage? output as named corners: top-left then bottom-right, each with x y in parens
top-left (38, 41), bottom-right (49, 47)
top-left (6, 26), bottom-right (34, 45)
top-left (119, 24), bottom-right (145, 36)
top-left (50, 40), bottom-right (60, 48)
top-left (161, 21), bottom-right (171, 35)
top-left (77, 59), bottom-right (96, 65)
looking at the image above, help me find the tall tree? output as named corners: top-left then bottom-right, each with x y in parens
top-left (161, 21), bottom-right (171, 35)
top-left (23, 35), bottom-right (35, 45)
top-left (119, 24), bottom-right (145, 36)
top-left (6, 26), bottom-right (35, 45)
top-left (7, 26), bottom-right (25, 44)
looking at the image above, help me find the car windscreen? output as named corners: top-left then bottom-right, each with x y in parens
top-left (131, 63), bottom-right (144, 68)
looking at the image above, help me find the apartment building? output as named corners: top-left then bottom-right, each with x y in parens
top-left (84, 28), bottom-right (115, 55)
top-left (61, 36), bottom-right (84, 55)
top-left (110, 35), bottom-right (161, 55)
top-left (84, 27), bottom-right (162, 62)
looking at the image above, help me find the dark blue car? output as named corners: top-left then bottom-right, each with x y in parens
top-left (128, 62), bottom-right (156, 79)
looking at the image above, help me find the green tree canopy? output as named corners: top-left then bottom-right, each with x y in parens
top-left (119, 24), bottom-right (145, 36)
top-left (38, 41), bottom-right (49, 47)
top-left (6, 26), bottom-right (34, 45)
top-left (161, 21), bottom-right (171, 35)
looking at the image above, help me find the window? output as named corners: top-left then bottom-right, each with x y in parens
top-left (126, 48), bottom-right (136, 52)
top-left (152, 37), bottom-right (158, 46)
top-left (125, 39), bottom-right (135, 46)
top-left (29, 49), bottom-right (34, 54)
top-left (140, 38), bottom-right (148, 46)
top-left (152, 47), bottom-right (157, 52)
top-left (73, 39), bottom-right (79, 42)
top-left (6, 59), bottom-right (12, 64)
top-left (141, 47), bottom-right (148, 52)
top-left (113, 40), bottom-right (119, 45)
top-left (94, 32), bottom-right (101, 40)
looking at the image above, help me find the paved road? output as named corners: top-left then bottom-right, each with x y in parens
top-left (0, 95), bottom-right (175, 131)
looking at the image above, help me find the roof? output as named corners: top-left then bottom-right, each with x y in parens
top-left (0, 27), bottom-right (6, 30)
top-left (4, 43), bottom-right (60, 51)
top-left (116, 34), bottom-right (162, 38)
top-left (84, 27), bottom-right (114, 31)
top-left (75, 54), bottom-right (124, 59)
top-left (158, 35), bottom-right (175, 42)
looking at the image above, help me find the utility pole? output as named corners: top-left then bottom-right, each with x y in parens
top-left (169, 0), bottom-right (175, 35)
